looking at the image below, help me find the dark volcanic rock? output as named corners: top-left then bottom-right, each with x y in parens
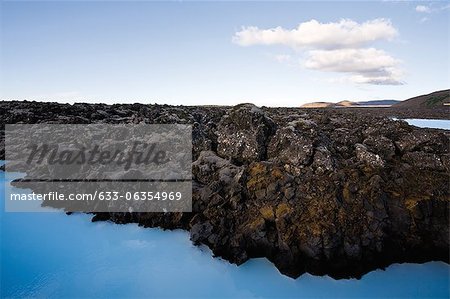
top-left (216, 104), bottom-right (275, 163)
top-left (1, 100), bottom-right (449, 279)
top-left (267, 119), bottom-right (316, 167)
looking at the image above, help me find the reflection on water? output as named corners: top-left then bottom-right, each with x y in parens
top-left (1, 146), bottom-right (450, 299)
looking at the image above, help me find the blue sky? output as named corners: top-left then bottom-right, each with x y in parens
top-left (0, 1), bottom-right (449, 106)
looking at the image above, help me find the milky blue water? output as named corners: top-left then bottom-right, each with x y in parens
top-left (400, 119), bottom-right (450, 130)
top-left (1, 118), bottom-right (450, 298)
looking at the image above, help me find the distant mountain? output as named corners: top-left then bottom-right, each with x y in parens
top-left (392, 89), bottom-right (450, 109)
top-left (301, 99), bottom-right (400, 108)
top-left (357, 100), bottom-right (400, 106)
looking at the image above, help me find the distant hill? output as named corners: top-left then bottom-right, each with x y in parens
top-left (301, 91), bottom-right (450, 109)
top-left (392, 89), bottom-right (450, 109)
top-left (301, 102), bottom-right (335, 108)
top-left (301, 99), bottom-right (400, 108)
top-left (335, 100), bottom-right (355, 107)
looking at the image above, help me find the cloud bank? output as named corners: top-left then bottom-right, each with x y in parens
top-left (233, 19), bottom-right (404, 85)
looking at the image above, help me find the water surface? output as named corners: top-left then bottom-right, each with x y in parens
top-left (400, 118), bottom-right (450, 130)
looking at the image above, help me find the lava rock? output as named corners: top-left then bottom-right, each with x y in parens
top-left (216, 104), bottom-right (275, 163)
top-left (1, 100), bottom-right (449, 280)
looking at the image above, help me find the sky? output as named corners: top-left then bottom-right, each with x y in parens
top-left (0, 0), bottom-right (449, 107)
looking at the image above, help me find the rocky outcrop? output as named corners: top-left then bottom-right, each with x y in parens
top-left (1, 100), bottom-right (449, 279)
top-left (216, 104), bottom-right (275, 163)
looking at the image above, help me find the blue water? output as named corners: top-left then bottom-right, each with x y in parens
top-left (2, 116), bottom-right (450, 299)
top-left (401, 119), bottom-right (450, 130)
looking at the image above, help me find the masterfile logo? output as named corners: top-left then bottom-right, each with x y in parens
top-left (4, 124), bottom-right (192, 213)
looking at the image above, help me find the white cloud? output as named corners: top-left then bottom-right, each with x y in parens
top-left (233, 19), bottom-right (397, 50)
top-left (415, 4), bottom-right (450, 14)
top-left (415, 5), bottom-right (431, 13)
top-left (233, 18), bottom-right (404, 86)
top-left (348, 74), bottom-right (403, 85)
top-left (305, 48), bottom-right (397, 73)
top-left (415, 4), bottom-right (449, 24)
top-left (304, 48), bottom-right (403, 85)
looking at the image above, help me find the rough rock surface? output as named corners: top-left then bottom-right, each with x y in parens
top-left (1, 100), bottom-right (449, 279)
